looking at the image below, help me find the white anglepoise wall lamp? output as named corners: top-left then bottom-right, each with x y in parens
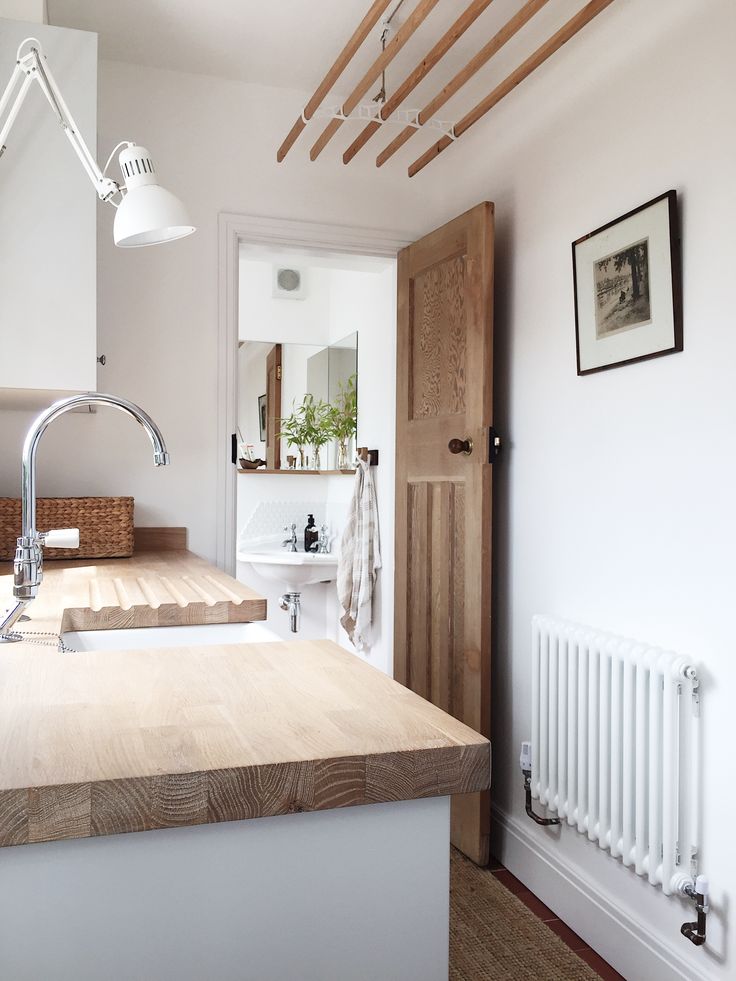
top-left (0, 38), bottom-right (195, 247)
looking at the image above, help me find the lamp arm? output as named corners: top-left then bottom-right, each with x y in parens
top-left (0, 39), bottom-right (121, 202)
top-left (0, 62), bottom-right (33, 149)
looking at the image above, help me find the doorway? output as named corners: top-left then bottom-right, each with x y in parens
top-left (217, 213), bottom-right (408, 664)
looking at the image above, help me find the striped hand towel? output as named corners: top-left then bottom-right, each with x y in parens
top-left (337, 458), bottom-right (382, 652)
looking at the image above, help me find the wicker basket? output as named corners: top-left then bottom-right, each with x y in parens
top-left (0, 497), bottom-right (134, 561)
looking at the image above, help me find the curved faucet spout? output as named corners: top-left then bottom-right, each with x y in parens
top-left (1, 393), bottom-right (170, 641)
top-left (21, 393), bottom-right (170, 540)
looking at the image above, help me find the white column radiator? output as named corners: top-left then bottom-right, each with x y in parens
top-left (530, 614), bottom-right (701, 895)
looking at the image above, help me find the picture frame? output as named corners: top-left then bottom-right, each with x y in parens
top-left (258, 393), bottom-right (267, 442)
top-left (572, 190), bottom-right (682, 375)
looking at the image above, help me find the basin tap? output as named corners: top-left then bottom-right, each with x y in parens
top-left (0, 393), bottom-right (170, 642)
top-left (282, 523), bottom-right (298, 552)
top-left (309, 523), bottom-right (331, 554)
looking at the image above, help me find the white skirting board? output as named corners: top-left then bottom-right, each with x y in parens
top-left (0, 797), bottom-right (450, 981)
top-left (491, 806), bottom-right (713, 981)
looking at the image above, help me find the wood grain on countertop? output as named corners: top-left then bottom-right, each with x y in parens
top-left (0, 638), bottom-right (490, 848)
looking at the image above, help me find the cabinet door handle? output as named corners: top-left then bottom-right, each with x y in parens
top-left (448, 437), bottom-right (473, 456)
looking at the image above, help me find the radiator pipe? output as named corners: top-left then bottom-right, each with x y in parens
top-left (680, 876), bottom-right (708, 947)
top-left (523, 770), bottom-right (561, 827)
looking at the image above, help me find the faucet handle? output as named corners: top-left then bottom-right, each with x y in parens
top-left (42, 528), bottom-right (80, 549)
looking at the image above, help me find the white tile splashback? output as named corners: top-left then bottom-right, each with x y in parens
top-left (238, 500), bottom-right (347, 552)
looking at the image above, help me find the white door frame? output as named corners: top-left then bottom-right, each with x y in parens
top-left (217, 212), bottom-right (411, 573)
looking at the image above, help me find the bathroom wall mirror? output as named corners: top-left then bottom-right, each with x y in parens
top-left (237, 332), bottom-right (357, 471)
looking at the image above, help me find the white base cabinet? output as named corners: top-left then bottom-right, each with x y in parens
top-left (0, 797), bottom-right (451, 981)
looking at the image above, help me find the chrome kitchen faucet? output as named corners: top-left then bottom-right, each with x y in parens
top-left (0, 393), bottom-right (170, 643)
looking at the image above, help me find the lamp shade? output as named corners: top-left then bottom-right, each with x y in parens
top-left (113, 144), bottom-right (195, 248)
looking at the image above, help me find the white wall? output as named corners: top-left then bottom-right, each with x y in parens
top-left (0, 1), bottom-right (44, 25)
top-left (0, 17), bottom-right (97, 397)
top-left (238, 256), bottom-right (331, 346)
top-left (0, 1), bottom-right (732, 974)
top-left (237, 341), bottom-right (268, 453)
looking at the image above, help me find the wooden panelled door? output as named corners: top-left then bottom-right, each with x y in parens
top-left (394, 203), bottom-right (495, 866)
top-left (265, 343), bottom-right (282, 470)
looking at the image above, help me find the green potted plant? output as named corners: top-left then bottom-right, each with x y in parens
top-left (280, 394), bottom-right (333, 470)
top-left (328, 374), bottom-right (357, 471)
top-left (278, 404), bottom-right (309, 469)
top-left (300, 393), bottom-right (333, 470)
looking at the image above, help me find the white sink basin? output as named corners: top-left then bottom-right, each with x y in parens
top-left (62, 621), bottom-right (280, 652)
top-left (237, 548), bottom-right (339, 593)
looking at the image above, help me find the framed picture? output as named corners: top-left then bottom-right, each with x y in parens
top-left (572, 190), bottom-right (682, 375)
top-left (258, 394), bottom-right (267, 442)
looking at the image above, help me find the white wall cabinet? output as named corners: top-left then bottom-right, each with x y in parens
top-left (0, 18), bottom-right (97, 403)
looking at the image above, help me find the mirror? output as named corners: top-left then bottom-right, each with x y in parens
top-left (238, 332), bottom-right (357, 471)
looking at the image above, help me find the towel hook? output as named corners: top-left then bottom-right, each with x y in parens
top-left (357, 447), bottom-right (379, 466)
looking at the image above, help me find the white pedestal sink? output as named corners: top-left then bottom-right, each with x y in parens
top-left (236, 548), bottom-right (338, 594)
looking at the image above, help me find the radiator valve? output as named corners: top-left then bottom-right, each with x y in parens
top-left (680, 875), bottom-right (708, 947)
top-left (520, 741), bottom-right (561, 828)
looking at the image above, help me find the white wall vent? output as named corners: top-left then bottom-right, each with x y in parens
top-left (273, 266), bottom-right (306, 300)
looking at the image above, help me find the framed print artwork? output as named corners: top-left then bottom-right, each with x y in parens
top-left (258, 394), bottom-right (267, 441)
top-left (572, 190), bottom-right (682, 375)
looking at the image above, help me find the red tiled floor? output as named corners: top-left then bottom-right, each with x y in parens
top-left (516, 888), bottom-right (557, 922)
top-left (548, 918), bottom-right (588, 951)
top-left (490, 868), bottom-right (527, 895)
top-left (490, 857), bottom-right (621, 980)
top-left (578, 948), bottom-right (626, 981)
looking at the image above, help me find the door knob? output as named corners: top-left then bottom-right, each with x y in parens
top-left (448, 437), bottom-right (473, 456)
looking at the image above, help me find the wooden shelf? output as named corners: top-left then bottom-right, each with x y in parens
top-left (237, 468), bottom-right (355, 476)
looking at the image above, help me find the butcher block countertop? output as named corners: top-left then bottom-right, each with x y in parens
top-left (0, 551), bottom-right (490, 849)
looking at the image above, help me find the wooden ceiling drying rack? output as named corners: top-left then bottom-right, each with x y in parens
top-left (277, 0), bottom-right (616, 176)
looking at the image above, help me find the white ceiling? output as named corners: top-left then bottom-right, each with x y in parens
top-left (46, 0), bottom-right (591, 110)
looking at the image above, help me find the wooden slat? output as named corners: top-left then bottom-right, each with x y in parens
top-left (407, 481), bottom-right (431, 699)
top-left (276, 0), bottom-right (393, 162)
top-left (343, 0), bottom-right (496, 164)
top-left (310, 0), bottom-right (442, 161)
top-left (134, 527), bottom-right (187, 551)
top-left (377, 0), bottom-right (550, 167)
top-left (408, 0), bottom-right (617, 176)
top-left (430, 481), bottom-right (453, 712)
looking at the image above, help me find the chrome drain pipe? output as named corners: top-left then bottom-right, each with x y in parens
top-left (279, 592), bottom-right (301, 633)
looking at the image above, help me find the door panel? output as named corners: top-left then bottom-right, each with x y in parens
top-left (411, 257), bottom-right (467, 420)
top-left (395, 203), bottom-right (494, 866)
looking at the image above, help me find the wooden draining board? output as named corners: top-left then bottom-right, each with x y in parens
top-left (77, 568), bottom-right (263, 630)
top-left (0, 549), bottom-right (267, 636)
top-left (0, 638), bottom-right (490, 848)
